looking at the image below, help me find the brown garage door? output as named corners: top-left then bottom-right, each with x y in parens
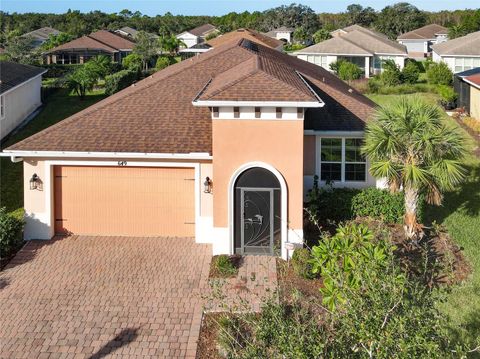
top-left (54, 166), bottom-right (195, 237)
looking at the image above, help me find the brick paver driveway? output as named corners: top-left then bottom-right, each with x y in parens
top-left (0, 236), bottom-right (212, 359)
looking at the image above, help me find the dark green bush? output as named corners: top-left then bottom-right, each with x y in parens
top-left (427, 62), bottom-right (453, 86)
top-left (437, 85), bottom-right (457, 103)
top-left (351, 188), bottom-right (405, 224)
top-left (155, 56), bottom-right (177, 70)
top-left (380, 60), bottom-right (402, 86)
top-left (401, 60), bottom-right (420, 84)
top-left (291, 247), bottom-right (315, 279)
top-left (43, 63), bottom-right (81, 78)
top-left (367, 77), bottom-right (381, 93)
top-left (104, 69), bottom-right (139, 95)
top-left (337, 61), bottom-right (363, 81)
top-left (0, 207), bottom-right (24, 259)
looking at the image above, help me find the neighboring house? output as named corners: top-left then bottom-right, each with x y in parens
top-left (432, 31), bottom-right (480, 73)
top-left (176, 24), bottom-right (218, 48)
top-left (22, 27), bottom-right (61, 48)
top-left (397, 24), bottom-right (448, 58)
top-left (454, 67), bottom-right (480, 119)
top-left (295, 24), bottom-right (407, 78)
top-left (0, 61), bottom-right (46, 140)
top-left (115, 26), bottom-right (158, 39)
top-left (178, 43), bottom-right (212, 60)
top-left (208, 29), bottom-right (285, 51)
top-left (3, 38), bottom-right (381, 260)
top-left (263, 26), bottom-right (295, 43)
top-left (44, 30), bottom-right (135, 64)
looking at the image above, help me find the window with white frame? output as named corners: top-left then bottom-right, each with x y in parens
top-left (306, 55), bottom-right (328, 69)
top-left (0, 95), bottom-right (4, 120)
top-left (454, 57), bottom-right (480, 73)
top-left (319, 138), bottom-right (366, 182)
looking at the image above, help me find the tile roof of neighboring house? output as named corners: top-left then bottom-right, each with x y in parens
top-left (455, 67), bottom-right (480, 78)
top-left (22, 27), bottom-right (61, 40)
top-left (297, 25), bottom-right (406, 56)
top-left (47, 30), bottom-right (135, 53)
top-left (116, 26), bottom-right (159, 39)
top-left (342, 24), bottom-right (389, 39)
top-left (432, 31), bottom-right (480, 56)
top-left (0, 61), bottom-right (46, 94)
top-left (397, 24), bottom-right (448, 40)
top-left (464, 73), bottom-right (480, 89)
top-left (208, 29), bottom-right (284, 49)
top-left (6, 39), bottom-right (375, 154)
top-left (188, 24), bottom-right (217, 37)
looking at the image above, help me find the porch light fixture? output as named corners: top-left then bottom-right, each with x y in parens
top-left (29, 173), bottom-right (42, 190)
top-left (203, 176), bottom-right (212, 193)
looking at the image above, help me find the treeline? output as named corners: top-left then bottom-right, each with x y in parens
top-left (0, 3), bottom-right (479, 44)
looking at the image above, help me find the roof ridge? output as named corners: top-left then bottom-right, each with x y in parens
top-left (339, 35), bottom-right (373, 54)
top-left (88, 30), bottom-right (133, 50)
top-left (348, 29), bottom-right (405, 52)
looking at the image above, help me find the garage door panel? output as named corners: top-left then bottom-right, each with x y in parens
top-left (54, 166), bottom-right (195, 237)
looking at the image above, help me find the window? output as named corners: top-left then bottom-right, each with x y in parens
top-left (454, 57), bottom-right (480, 72)
top-left (319, 138), bottom-right (366, 182)
top-left (320, 138), bottom-right (342, 181)
top-left (344, 139), bottom-right (366, 181)
top-left (233, 107), bottom-right (240, 118)
top-left (0, 95), bottom-right (4, 119)
top-left (306, 55), bottom-right (328, 69)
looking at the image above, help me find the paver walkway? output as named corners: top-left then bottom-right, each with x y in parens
top-left (0, 236), bottom-right (212, 359)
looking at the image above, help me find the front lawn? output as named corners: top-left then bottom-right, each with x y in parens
top-left (369, 92), bottom-right (480, 350)
top-left (1, 89), bottom-right (107, 213)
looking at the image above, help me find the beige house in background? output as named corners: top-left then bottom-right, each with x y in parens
top-left (0, 61), bottom-right (46, 140)
top-left (3, 38), bottom-right (382, 259)
top-left (295, 24), bottom-right (408, 78)
top-left (432, 31), bottom-right (480, 73)
top-left (397, 24), bottom-right (448, 58)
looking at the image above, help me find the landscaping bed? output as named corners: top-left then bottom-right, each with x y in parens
top-left (196, 313), bottom-right (223, 359)
top-left (208, 254), bottom-right (243, 279)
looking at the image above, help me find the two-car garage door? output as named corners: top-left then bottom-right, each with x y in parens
top-left (54, 166), bottom-right (195, 237)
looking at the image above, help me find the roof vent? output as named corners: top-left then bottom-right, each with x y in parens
top-left (322, 77), bottom-right (325, 82)
top-left (348, 88), bottom-right (353, 93)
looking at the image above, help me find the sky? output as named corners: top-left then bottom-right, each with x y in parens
top-left (1, 0), bottom-right (478, 16)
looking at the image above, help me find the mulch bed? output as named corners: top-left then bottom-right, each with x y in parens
top-left (276, 258), bottom-right (323, 302)
top-left (196, 313), bottom-right (223, 359)
top-left (208, 254), bottom-right (243, 279)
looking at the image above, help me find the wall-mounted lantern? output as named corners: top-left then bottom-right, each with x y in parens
top-left (29, 173), bottom-right (42, 190)
top-left (204, 176), bottom-right (212, 193)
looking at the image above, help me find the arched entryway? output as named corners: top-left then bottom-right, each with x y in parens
top-left (233, 167), bottom-right (281, 255)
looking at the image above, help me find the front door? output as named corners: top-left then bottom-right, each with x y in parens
top-left (240, 189), bottom-right (274, 255)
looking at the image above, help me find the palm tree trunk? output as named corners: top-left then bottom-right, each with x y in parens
top-left (404, 186), bottom-right (419, 240)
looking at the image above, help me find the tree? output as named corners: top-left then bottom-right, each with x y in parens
top-left (158, 34), bottom-right (185, 56)
top-left (380, 59), bottom-right (402, 86)
top-left (448, 25), bottom-right (467, 39)
top-left (3, 35), bottom-right (37, 64)
top-left (293, 26), bottom-right (309, 44)
top-left (401, 60), bottom-right (420, 84)
top-left (85, 55), bottom-right (112, 79)
top-left (346, 4), bottom-right (377, 27)
top-left (261, 4), bottom-right (320, 36)
top-left (375, 2), bottom-right (427, 40)
top-left (313, 28), bottom-right (332, 43)
top-left (133, 31), bottom-right (159, 70)
top-left (66, 66), bottom-right (98, 99)
top-left (122, 53), bottom-right (143, 72)
top-left (40, 33), bottom-right (74, 51)
top-left (362, 97), bottom-right (467, 239)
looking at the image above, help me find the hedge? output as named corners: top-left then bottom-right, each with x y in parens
top-left (0, 208), bottom-right (24, 259)
top-left (104, 69), bottom-right (139, 95)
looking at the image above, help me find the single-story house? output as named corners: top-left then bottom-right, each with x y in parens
top-left (397, 24), bottom-right (448, 59)
top-left (45, 30), bottom-right (135, 64)
top-left (3, 38), bottom-right (382, 259)
top-left (0, 61), bottom-right (46, 140)
top-left (115, 26), bottom-right (158, 40)
top-left (263, 26), bottom-right (295, 43)
top-left (208, 29), bottom-right (284, 51)
top-left (295, 24), bottom-right (407, 78)
top-left (454, 68), bottom-right (480, 119)
top-left (176, 24), bottom-right (218, 48)
top-left (22, 27), bottom-right (61, 48)
top-left (432, 31), bottom-right (480, 73)
top-left (178, 43), bottom-right (212, 60)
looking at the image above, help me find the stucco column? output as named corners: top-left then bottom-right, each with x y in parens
top-left (365, 56), bottom-right (370, 78)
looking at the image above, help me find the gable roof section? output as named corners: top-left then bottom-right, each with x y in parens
top-left (432, 31), bottom-right (480, 56)
top-left (0, 61), bottom-right (46, 94)
top-left (398, 24), bottom-right (448, 40)
top-left (188, 24), bottom-right (217, 37)
top-left (464, 74), bottom-right (480, 89)
top-left (22, 27), bottom-right (61, 40)
top-left (298, 25), bottom-right (406, 56)
top-left (342, 24), bottom-right (389, 39)
top-left (208, 29), bottom-right (284, 49)
top-left (47, 30), bottom-right (135, 53)
top-left (6, 39), bottom-right (375, 155)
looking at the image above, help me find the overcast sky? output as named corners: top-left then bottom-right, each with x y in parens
top-left (2, 0), bottom-right (478, 16)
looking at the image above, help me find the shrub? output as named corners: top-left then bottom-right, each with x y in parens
top-left (367, 77), bottom-right (381, 93)
top-left (437, 85), bottom-right (457, 104)
top-left (104, 69), bottom-right (138, 95)
top-left (155, 56), bottom-right (177, 70)
top-left (122, 53), bottom-right (143, 72)
top-left (426, 62), bottom-right (453, 85)
top-left (283, 43), bottom-right (306, 52)
top-left (401, 60), bottom-right (420, 84)
top-left (329, 59), bottom-right (344, 74)
top-left (351, 188), bottom-right (405, 224)
top-left (380, 59), bottom-right (402, 86)
top-left (0, 207), bottom-right (24, 259)
top-left (337, 61), bottom-right (363, 81)
top-left (291, 248), bottom-right (315, 279)
top-left (212, 255), bottom-right (238, 276)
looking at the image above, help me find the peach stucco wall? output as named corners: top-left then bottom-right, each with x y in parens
top-left (212, 119), bottom-right (304, 229)
top-left (303, 135), bottom-right (316, 176)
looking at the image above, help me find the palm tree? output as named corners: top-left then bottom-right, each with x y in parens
top-left (159, 34), bottom-right (186, 56)
top-left (362, 97), bottom-right (468, 240)
top-left (85, 55), bottom-right (112, 79)
top-left (66, 66), bottom-right (98, 99)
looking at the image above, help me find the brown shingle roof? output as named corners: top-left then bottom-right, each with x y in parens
top-left (208, 29), bottom-right (284, 49)
top-left (22, 27), bottom-right (61, 40)
top-left (432, 31), bottom-right (480, 56)
top-left (0, 61), bottom-right (46, 94)
top-left (397, 24), bottom-right (448, 40)
top-left (6, 39), bottom-right (375, 154)
top-left (188, 24), bottom-right (217, 37)
top-left (47, 30), bottom-right (134, 53)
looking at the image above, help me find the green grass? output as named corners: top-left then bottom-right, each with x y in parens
top-left (1, 88), bottom-right (107, 213)
top-left (369, 92), bottom-right (480, 351)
